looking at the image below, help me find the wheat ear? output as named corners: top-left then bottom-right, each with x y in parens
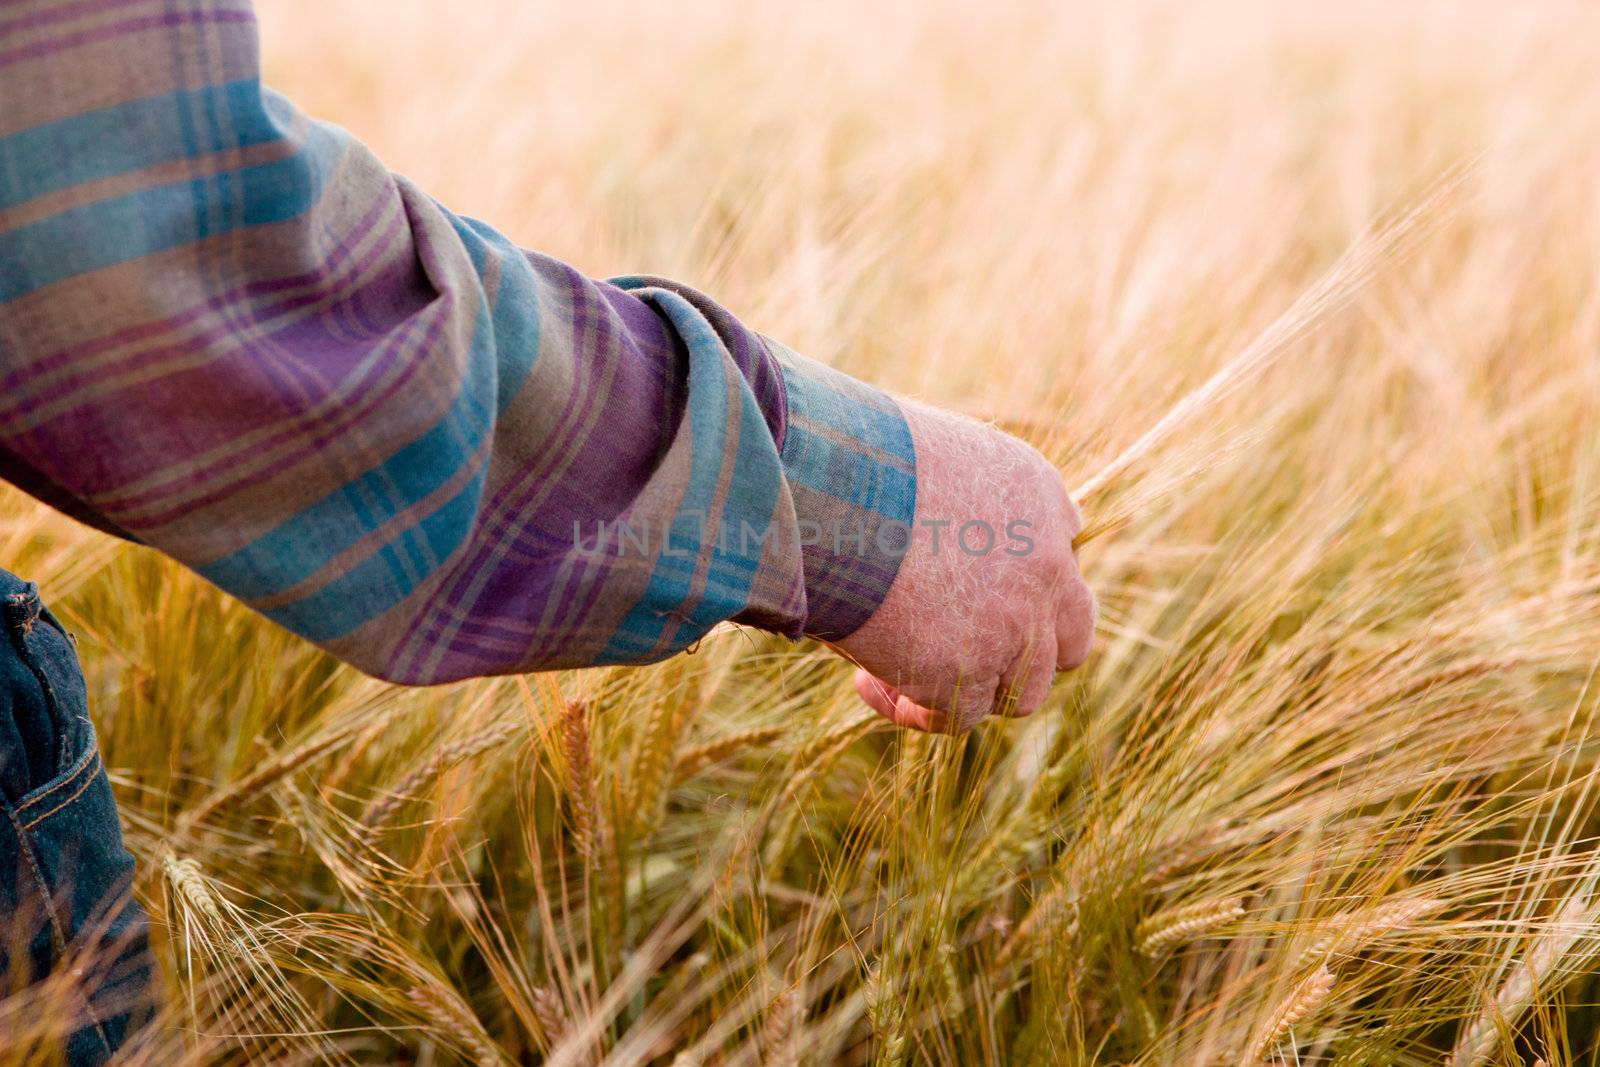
top-left (1249, 967), bottom-right (1335, 1061)
top-left (998, 881), bottom-right (1079, 965)
top-left (865, 961), bottom-right (908, 1067)
top-left (361, 719), bottom-right (522, 837)
top-left (761, 987), bottom-right (804, 1067)
top-left (163, 854), bottom-right (222, 924)
top-left (1137, 896), bottom-right (1245, 956)
top-left (672, 726), bottom-right (787, 783)
top-left (407, 983), bottom-right (505, 1065)
top-left (176, 725), bottom-right (363, 834)
top-left (764, 714), bottom-right (879, 869)
top-left (1288, 896), bottom-right (1442, 973)
top-left (1454, 892), bottom-right (1600, 1066)
top-left (531, 984), bottom-right (570, 1048)
top-left (561, 699), bottom-right (604, 870)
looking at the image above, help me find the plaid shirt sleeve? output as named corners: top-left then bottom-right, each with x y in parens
top-left (0, 0), bottom-right (916, 683)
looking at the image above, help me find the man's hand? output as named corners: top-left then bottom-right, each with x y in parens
top-left (832, 402), bottom-right (1095, 732)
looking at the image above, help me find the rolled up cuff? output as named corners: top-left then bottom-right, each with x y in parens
top-left (763, 340), bottom-right (917, 641)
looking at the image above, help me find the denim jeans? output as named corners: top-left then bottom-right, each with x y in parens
top-left (0, 569), bottom-right (152, 1063)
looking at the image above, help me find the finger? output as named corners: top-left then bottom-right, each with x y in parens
top-left (942, 673), bottom-right (1001, 733)
top-left (1056, 575), bottom-right (1096, 671)
top-left (888, 674), bottom-right (994, 733)
top-left (853, 670), bottom-right (950, 732)
top-left (895, 696), bottom-right (951, 733)
top-left (999, 625), bottom-right (1057, 717)
top-left (1062, 491), bottom-right (1086, 547)
top-left (853, 669), bottom-right (900, 718)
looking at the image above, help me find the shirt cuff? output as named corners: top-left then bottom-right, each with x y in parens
top-left (762, 339), bottom-right (917, 641)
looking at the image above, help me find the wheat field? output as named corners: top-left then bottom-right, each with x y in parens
top-left (5, 0), bottom-right (1600, 1063)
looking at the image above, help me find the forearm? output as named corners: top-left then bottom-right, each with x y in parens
top-left (0, 0), bottom-right (914, 682)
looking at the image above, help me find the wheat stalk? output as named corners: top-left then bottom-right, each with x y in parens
top-left (1137, 896), bottom-right (1245, 957)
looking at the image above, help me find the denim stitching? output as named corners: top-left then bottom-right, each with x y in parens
top-left (1, 799), bottom-right (116, 1056)
top-left (20, 751), bottom-right (104, 831)
top-left (14, 739), bottom-right (100, 814)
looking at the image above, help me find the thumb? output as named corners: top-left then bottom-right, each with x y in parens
top-left (853, 669), bottom-right (950, 733)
